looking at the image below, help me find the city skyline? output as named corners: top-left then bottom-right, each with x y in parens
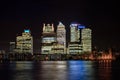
top-left (0, 0), bottom-right (119, 51)
top-left (10, 22), bottom-right (91, 54)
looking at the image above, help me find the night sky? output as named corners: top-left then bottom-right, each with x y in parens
top-left (0, 0), bottom-right (119, 51)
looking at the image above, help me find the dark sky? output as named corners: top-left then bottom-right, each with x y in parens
top-left (0, 0), bottom-right (119, 51)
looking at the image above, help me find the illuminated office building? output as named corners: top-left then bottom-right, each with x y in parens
top-left (69, 23), bottom-right (92, 54)
top-left (69, 23), bottom-right (83, 54)
top-left (56, 22), bottom-right (66, 54)
top-left (41, 24), bottom-right (56, 54)
top-left (41, 22), bottom-right (92, 54)
top-left (81, 28), bottom-right (92, 53)
top-left (68, 42), bottom-right (83, 54)
top-left (15, 29), bottom-right (33, 54)
top-left (70, 23), bottom-right (80, 42)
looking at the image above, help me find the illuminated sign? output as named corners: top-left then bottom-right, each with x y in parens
top-left (78, 25), bottom-right (85, 29)
top-left (70, 24), bottom-right (79, 27)
top-left (24, 30), bottom-right (30, 33)
top-left (70, 23), bottom-right (85, 29)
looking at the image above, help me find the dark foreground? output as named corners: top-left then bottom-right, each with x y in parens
top-left (0, 60), bottom-right (120, 80)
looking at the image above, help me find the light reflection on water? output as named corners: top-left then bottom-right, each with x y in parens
top-left (0, 60), bottom-right (119, 80)
top-left (97, 60), bottom-right (112, 80)
top-left (10, 61), bottom-right (34, 80)
top-left (34, 61), bottom-right (68, 80)
top-left (67, 61), bottom-right (95, 80)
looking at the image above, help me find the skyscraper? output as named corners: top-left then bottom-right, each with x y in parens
top-left (15, 29), bottom-right (33, 54)
top-left (69, 23), bottom-right (83, 54)
top-left (82, 28), bottom-right (92, 53)
top-left (41, 22), bottom-right (92, 54)
top-left (41, 24), bottom-right (56, 54)
top-left (70, 23), bottom-right (79, 42)
top-left (56, 22), bottom-right (66, 54)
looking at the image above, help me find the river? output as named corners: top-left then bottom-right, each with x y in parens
top-left (0, 60), bottom-right (120, 80)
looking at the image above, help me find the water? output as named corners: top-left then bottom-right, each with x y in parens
top-left (0, 60), bottom-right (120, 80)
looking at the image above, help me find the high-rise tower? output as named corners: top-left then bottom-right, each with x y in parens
top-left (56, 22), bottom-right (66, 54)
top-left (57, 22), bottom-right (66, 47)
top-left (70, 24), bottom-right (79, 42)
top-left (69, 23), bottom-right (83, 54)
top-left (81, 28), bottom-right (92, 53)
top-left (41, 24), bottom-right (56, 54)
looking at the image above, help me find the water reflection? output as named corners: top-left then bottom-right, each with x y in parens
top-left (0, 60), bottom-right (118, 80)
top-left (9, 61), bottom-right (33, 70)
top-left (97, 60), bottom-right (112, 80)
top-left (33, 61), bottom-right (67, 80)
top-left (68, 60), bottom-right (95, 80)
top-left (10, 61), bottom-right (34, 80)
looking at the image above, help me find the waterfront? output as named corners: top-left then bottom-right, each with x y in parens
top-left (0, 60), bottom-right (120, 80)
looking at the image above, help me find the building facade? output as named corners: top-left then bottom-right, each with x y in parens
top-left (41, 22), bottom-right (67, 54)
top-left (41, 24), bottom-right (56, 54)
top-left (56, 22), bottom-right (66, 54)
top-left (15, 29), bottom-right (33, 54)
top-left (41, 22), bottom-right (92, 54)
top-left (69, 23), bottom-right (92, 54)
top-left (70, 24), bottom-right (80, 42)
top-left (69, 23), bottom-right (83, 54)
top-left (81, 28), bottom-right (92, 53)
top-left (68, 42), bottom-right (83, 54)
